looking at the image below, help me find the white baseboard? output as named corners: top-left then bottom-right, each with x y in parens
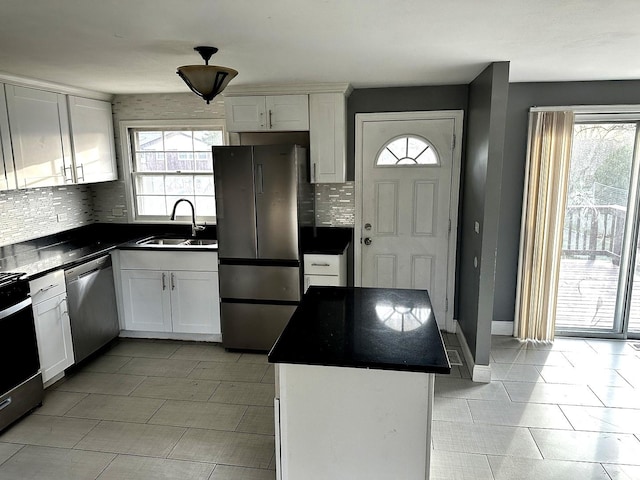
top-left (455, 320), bottom-right (491, 383)
top-left (491, 321), bottom-right (514, 336)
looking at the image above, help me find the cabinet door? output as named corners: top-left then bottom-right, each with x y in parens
top-left (225, 96), bottom-right (267, 132)
top-left (120, 270), bottom-right (172, 332)
top-left (33, 293), bottom-right (74, 383)
top-left (0, 86), bottom-right (16, 191)
top-left (309, 93), bottom-right (346, 183)
top-left (266, 95), bottom-right (309, 131)
top-left (170, 271), bottom-right (220, 334)
top-left (68, 96), bottom-right (117, 183)
top-left (5, 85), bottom-right (72, 188)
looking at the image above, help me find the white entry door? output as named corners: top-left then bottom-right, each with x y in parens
top-left (355, 111), bottom-right (463, 331)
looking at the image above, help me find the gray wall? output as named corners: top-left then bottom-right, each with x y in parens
top-left (494, 80), bottom-right (640, 323)
top-left (457, 62), bottom-right (510, 365)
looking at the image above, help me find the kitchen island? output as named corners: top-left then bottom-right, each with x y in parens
top-left (268, 286), bottom-right (450, 480)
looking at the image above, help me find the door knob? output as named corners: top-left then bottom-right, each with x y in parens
top-left (364, 237), bottom-right (372, 245)
top-left (364, 223), bottom-right (372, 231)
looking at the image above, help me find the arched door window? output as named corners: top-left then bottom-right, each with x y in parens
top-left (376, 135), bottom-right (439, 166)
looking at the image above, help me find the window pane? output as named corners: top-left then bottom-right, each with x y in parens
top-left (137, 196), bottom-right (167, 216)
top-left (135, 152), bottom-right (166, 172)
top-left (136, 131), bottom-right (163, 151)
top-left (195, 196), bottom-right (216, 217)
top-left (165, 176), bottom-right (194, 196)
top-left (194, 130), bottom-right (223, 151)
top-left (195, 152), bottom-right (213, 171)
top-left (556, 122), bottom-right (635, 332)
top-left (166, 152), bottom-right (194, 171)
top-left (135, 174), bottom-right (166, 195)
top-left (194, 175), bottom-right (214, 195)
top-left (377, 150), bottom-right (398, 165)
top-left (164, 131), bottom-right (193, 151)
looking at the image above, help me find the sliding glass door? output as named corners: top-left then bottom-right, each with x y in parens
top-left (555, 118), bottom-right (640, 338)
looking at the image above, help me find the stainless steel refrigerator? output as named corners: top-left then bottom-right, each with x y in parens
top-left (213, 144), bottom-right (310, 350)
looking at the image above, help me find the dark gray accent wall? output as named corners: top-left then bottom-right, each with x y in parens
top-left (457, 62), bottom-right (510, 366)
top-left (346, 85), bottom-right (469, 180)
top-left (494, 81), bottom-right (640, 323)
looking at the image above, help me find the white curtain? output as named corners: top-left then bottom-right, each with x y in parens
top-left (515, 110), bottom-right (575, 341)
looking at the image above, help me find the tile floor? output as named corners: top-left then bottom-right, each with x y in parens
top-left (433, 333), bottom-right (640, 480)
top-left (0, 335), bottom-right (639, 479)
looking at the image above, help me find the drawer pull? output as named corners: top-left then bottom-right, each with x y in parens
top-left (37, 284), bottom-right (57, 294)
top-left (311, 263), bottom-right (331, 267)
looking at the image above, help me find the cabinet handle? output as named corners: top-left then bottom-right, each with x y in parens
top-left (313, 163), bottom-right (317, 183)
top-left (268, 109), bottom-right (273, 129)
top-left (259, 111), bottom-right (265, 128)
top-left (37, 284), bottom-right (57, 294)
top-left (61, 165), bottom-right (73, 183)
top-left (76, 164), bottom-right (85, 182)
top-left (171, 273), bottom-right (176, 290)
top-left (162, 273), bottom-right (166, 290)
top-left (311, 263), bottom-right (331, 267)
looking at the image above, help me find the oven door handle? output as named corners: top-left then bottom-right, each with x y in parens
top-left (0, 298), bottom-right (32, 320)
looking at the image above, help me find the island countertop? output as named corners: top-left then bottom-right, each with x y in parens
top-left (268, 286), bottom-right (451, 374)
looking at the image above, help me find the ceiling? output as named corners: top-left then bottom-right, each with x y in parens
top-left (1, 0), bottom-right (639, 95)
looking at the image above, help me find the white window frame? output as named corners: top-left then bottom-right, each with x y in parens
top-left (120, 119), bottom-right (228, 224)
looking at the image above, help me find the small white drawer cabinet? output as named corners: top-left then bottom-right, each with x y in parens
top-left (29, 270), bottom-right (74, 386)
top-left (115, 250), bottom-right (221, 337)
top-left (303, 250), bottom-right (347, 292)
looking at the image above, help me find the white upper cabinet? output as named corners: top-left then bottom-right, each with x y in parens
top-left (309, 92), bottom-right (347, 183)
top-left (5, 85), bottom-right (72, 188)
top-left (67, 96), bottom-right (117, 183)
top-left (225, 95), bottom-right (309, 132)
top-left (0, 87), bottom-right (16, 191)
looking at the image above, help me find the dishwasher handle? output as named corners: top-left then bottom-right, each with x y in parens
top-left (65, 255), bottom-right (112, 282)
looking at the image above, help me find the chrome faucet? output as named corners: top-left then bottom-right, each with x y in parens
top-left (170, 198), bottom-right (205, 237)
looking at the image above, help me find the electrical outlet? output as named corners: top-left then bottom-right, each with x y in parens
top-left (56, 213), bottom-right (68, 223)
top-left (112, 207), bottom-right (124, 217)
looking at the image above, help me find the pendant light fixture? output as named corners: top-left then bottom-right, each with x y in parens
top-left (177, 46), bottom-right (238, 104)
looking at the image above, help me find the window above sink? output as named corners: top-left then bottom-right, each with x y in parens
top-left (120, 119), bottom-right (228, 224)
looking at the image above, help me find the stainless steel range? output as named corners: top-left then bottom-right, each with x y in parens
top-left (0, 272), bottom-right (43, 432)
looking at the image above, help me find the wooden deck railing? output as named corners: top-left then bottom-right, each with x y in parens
top-left (562, 205), bottom-right (626, 261)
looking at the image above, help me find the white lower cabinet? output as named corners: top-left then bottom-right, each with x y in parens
top-left (29, 270), bottom-right (74, 385)
top-left (170, 271), bottom-right (219, 334)
top-left (303, 251), bottom-right (347, 292)
top-left (120, 270), bottom-right (172, 332)
top-left (117, 250), bottom-right (220, 336)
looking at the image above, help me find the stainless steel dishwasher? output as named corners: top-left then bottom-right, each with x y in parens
top-left (65, 255), bottom-right (119, 363)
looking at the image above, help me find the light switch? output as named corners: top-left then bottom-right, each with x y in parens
top-left (474, 221), bottom-right (480, 234)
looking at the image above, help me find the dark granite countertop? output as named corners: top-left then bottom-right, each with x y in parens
top-left (268, 286), bottom-right (450, 374)
top-left (0, 223), bottom-right (218, 279)
top-left (300, 227), bottom-right (352, 254)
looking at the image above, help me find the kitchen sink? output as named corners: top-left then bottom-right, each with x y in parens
top-left (136, 237), bottom-right (218, 248)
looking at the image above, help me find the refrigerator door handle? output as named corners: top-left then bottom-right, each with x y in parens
top-left (256, 163), bottom-right (264, 194)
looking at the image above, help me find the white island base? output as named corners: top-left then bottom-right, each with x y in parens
top-left (274, 363), bottom-right (435, 480)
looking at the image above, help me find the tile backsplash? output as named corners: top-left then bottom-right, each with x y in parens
top-left (315, 182), bottom-right (355, 226)
top-left (0, 185), bottom-right (94, 247)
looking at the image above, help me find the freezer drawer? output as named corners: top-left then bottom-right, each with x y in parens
top-left (221, 302), bottom-right (297, 351)
top-left (219, 264), bottom-right (301, 301)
